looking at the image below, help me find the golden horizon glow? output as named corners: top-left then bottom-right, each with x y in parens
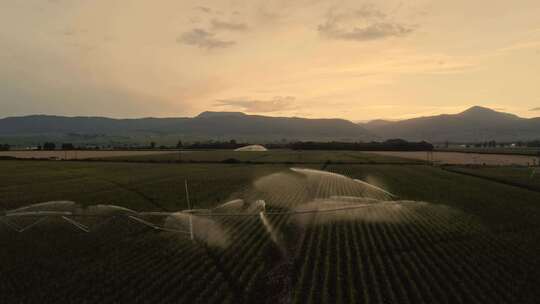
top-left (1, 0), bottom-right (540, 121)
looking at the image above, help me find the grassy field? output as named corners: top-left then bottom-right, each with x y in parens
top-left (438, 147), bottom-right (540, 156)
top-left (327, 164), bottom-right (540, 230)
top-left (368, 151), bottom-right (539, 166)
top-left (93, 150), bottom-right (425, 164)
top-left (444, 166), bottom-right (540, 192)
top-left (0, 150), bottom-right (172, 160)
top-left (0, 161), bottom-right (288, 211)
top-left (1, 155), bottom-right (540, 303)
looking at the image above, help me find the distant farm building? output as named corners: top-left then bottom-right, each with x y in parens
top-left (234, 145), bottom-right (268, 151)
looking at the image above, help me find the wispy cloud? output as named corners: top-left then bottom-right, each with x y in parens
top-left (318, 5), bottom-right (414, 42)
top-left (177, 29), bottom-right (235, 49)
top-left (215, 96), bottom-right (297, 113)
top-left (499, 40), bottom-right (540, 52)
top-left (530, 107), bottom-right (540, 111)
top-left (211, 19), bottom-right (248, 31)
top-left (195, 6), bottom-right (212, 14)
top-left (319, 22), bottom-right (413, 41)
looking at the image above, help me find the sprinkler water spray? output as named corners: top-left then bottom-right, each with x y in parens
top-left (185, 179), bottom-right (194, 241)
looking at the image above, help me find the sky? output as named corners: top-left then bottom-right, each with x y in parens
top-left (1, 0), bottom-right (540, 121)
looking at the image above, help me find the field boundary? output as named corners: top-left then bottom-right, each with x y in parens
top-left (441, 166), bottom-right (540, 194)
top-left (94, 177), bottom-right (171, 212)
top-left (437, 148), bottom-right (540, 157)
top-left (0, 158), bottom-right (427, 166)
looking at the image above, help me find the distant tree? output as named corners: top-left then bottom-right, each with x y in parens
top-left (230, 139), bottom-right (237, 145)
top-left (176, 140), bottom-right (183, 149)
top-left (150, 142), bottom-right (156, 149)
top-left (43, 142), bottom-right (56, 150)
top-left (289, 140), bottom-right (433, 151)
top-left (0, 144), bottom-right (10, 151)
top-left (527, 140), bottom-right (540, 148)
top-left (61, 143), bottom-right (75, 150)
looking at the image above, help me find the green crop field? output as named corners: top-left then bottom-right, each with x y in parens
top-left (1, 155), bottom-right (540, 303)
top-left (92, 150), bottom-right (424, 164)
top-left (0, 161), bottom-right (289, 211)
top-left (444, 166), bottom-right (540, 192)
top-left (438, 147), bottom-right (540, 156)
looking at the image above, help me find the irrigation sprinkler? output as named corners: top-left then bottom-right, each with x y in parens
top-left (530, 156), bottom-right (540, 178)
top-left (426, 151), bottom-right (434, 165)
top-left (258, 200), bottom-right (266, 213)
top-left (62, 216), bottom-right (90, 232)
top-left (1, 212), bottom-right (193, 235)
top-left (0, 217), bottom-right (23, 232)
top-left (17, 217), bottom-right (48, 233)
top-left (128, 215), bottom-right (160, 230)
top-left (185, 179), bottom-right (194, 241)
top-left (184, 179), bottom-right (191, 210)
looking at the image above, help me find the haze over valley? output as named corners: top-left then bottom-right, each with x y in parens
top-left (1, 106), bottom-right (539, 145)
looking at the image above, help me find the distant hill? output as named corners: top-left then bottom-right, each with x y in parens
top-left (3, 107), bottom-right (539, 146)
top-left (0, 112), bottom-right (375, 145)
top-left (362, 106), bottom-right (540, 142)
top-left (363, 119), bottom-right (395, 129)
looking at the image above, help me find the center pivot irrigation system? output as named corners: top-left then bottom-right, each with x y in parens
top-left (0, 179), bottom-right (202, 238)
top-left (0, 169), bottom-right (401, 242)
top-left (0, 212), bottom-right (197, 237)
top-left (0, 199), bottom-right (395, 238)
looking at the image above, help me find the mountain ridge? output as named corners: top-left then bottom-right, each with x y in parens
top-left (1, 107), bottom-right (539, 144)
top-left (362, 106), bottom-right (540, 142)
top-left (0, 111), bottom-right (375, 145)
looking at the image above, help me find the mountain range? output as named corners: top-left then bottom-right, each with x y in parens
top-left (0, 106), bottom-right (539, 145)
top-left (362, 106), bottom-right (540, 142)
top-left (0, 111), bottom-right (373, 145)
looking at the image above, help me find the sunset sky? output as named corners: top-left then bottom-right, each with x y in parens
top-left (1, 0), bottom-right (540, 121)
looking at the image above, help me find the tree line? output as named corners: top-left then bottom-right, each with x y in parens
top-left (288, 139), bottom-right (434, 151)
top-left (1, 139), bottom-right (435, 151)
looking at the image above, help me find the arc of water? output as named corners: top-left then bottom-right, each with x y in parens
top-left (18, 217), bottom-right (49, 233)
top-left (61, 216), bottom-right (90, 232)
top-left (184, 179), bottom-right (194, 241)
top-left (128, 215), bottom-right (191, 234)
top-left (128, 215), bottom-right (162, 230)
top-left (80, 215), bottom-right (118, 231)
top-left (0, 217), bottom-right (23, 232)
top-left (0, 216), bottom-right (48, 232)
top-left (354, 179), bottom-right (397, 199)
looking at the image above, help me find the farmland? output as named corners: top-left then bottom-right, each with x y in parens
top-left (1, 152), bottom-right (540, 303)
top-left (437, 147), bottom-right (540, 156)
top-left (93, 149), bottom-right (423, 164)
top-left (0, 161), bottom-right (286, 211)
top-left (368, 151), bottom-right (539, 166)
top-left (0, 150), bottom-right (173, 160)
top-left (444, 166), bottom-right (540, 192)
